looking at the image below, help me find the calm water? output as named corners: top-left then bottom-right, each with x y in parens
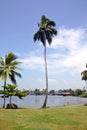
top-left (0, 95), bottom-right (87, 108)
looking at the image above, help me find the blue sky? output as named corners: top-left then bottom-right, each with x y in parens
top-left (0, 0), bottom-right (87, 91)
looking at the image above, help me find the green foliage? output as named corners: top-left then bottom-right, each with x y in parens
top-left (14, 90), bottom-right (28, 99)
top-left (5, 84), bottom-right (27, 99)
top-left (73, 89), bottom-right (83, 96)
top-left (81, 70), bottom-right (87, 81)
top-left (0, 84), bottom-right (27, 107)
top-left (33, 15), bottom-right (57, 46)
top-left (0, 52), bottom-right (22, 108)
top-left (34, 89), bottom-right (42, 95)
top-left (49, 90), bottom-right (56, 95)
top-left (80, 93), bottom-right (87, 98)
top-left (0, 52), bottom-right (22, 83)
top-left (81, 64), bottom-right (87, 81)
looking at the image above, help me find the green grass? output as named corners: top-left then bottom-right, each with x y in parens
top-left (0, 105), bottom-right (87, 130)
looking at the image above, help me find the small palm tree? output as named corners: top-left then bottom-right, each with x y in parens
top-left (33, 15), bottom-right (57, 108)
top-left (81, 64), bottom-right (87, 81)
top-left (81, 64), bottom-right (87, 90)
top-left (0, 52), bottom-right (22, 108)
top-left (5, 84), bottom-right (27, 108)
top-left (5, 84), bottom-right (17, 106)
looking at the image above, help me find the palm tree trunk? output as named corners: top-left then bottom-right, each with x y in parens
top-left (10, 96), bottom-right (12, 105)
top-left (3, 81), bottom-right (6, 108)
top-left (9, 96), bottom-right (12, 108)
top-left (42, 44), bottom-right (48, 108)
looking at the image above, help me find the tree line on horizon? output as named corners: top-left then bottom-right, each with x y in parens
top-left (27, 88), bottom-right (87, 97)
top-left (0, 15), bottom-right (87, 108)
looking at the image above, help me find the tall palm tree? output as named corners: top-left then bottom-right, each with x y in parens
top-left (0, 52), bottom-right (21, 108)
top-left (33, 15), bottom-right (57, 108)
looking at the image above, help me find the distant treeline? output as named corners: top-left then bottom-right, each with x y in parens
top-left (28, 88), bottom-right (87, 97)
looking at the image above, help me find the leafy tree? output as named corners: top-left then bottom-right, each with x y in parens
top-left (0, 84), bottom-right (27, 108)
top-left (5, 84), bottom-right (17, 105)
top-left (0, 52), bottom-right (21, 108)
top-left (34, 15), bottom-right (57, 108)
top-left (34, 89), bottom-right (41, 95)
top-left (74, 89), bottom-right (83, 96)
top-left (49, 90), bottom-right (56, 95)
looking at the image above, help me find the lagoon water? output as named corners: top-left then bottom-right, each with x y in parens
top-left (0, 95), bottom-right (87, 108)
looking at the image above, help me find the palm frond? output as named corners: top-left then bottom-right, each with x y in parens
top-left (33, 31), bottom-right (40, 42)
top-left (47, 27), bottom-right (57, 36)
top-left (46, 31), bottom-right (52, 45)
top-left (5, 52), bottom-right (18, 65)
top-left (11, 70), bottom-right (22, 78)
top-left (0, 57), bottom-right (4, 66)
top-left (11, 61), bottom-right (22, 65)
top-left (1, 72), bottom-right (7, 82)
top-left (81, 70), bottom-right (87, 75)
top-left (81, 70), bottom-right (87, 81)
top-left (41, 15), bottom-right (46, 22)
top-left (9, 61), bottom-right (22, 70)
top-left (39, 29), bottom-right (46, 46)
top-left (47, 21), bottom-right (56, 27)
top-left (0, 70), bottom-right (4, 76)
top-left (51, 28), bottom-right (57, 35)
top-left (9, 74), bottom-right (16, 84)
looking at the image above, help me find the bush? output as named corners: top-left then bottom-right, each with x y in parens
top-left (80, 93), bottom-right (87, 98)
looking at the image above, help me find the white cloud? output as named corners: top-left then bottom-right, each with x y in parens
top-left (21, 56), bottom-right (44, 70)
top-left (47, 27), bottom-right (87, 74)
top-left (20, 27), bottom-right (87, 90)
top-left (50, 27), bottom-right (86, 50)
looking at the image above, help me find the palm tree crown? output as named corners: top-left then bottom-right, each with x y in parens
top-left (34, 15), bottom-right (57, 46)
top-left (0, 52), bottom-right (21, 84)
top-left (81, 64), bottom-right (87, 81)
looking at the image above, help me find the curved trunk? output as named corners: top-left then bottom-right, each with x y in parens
top-left (3, 81), bottom-right (6, 108)
top-left (42, 44), bottom-right (48, 108)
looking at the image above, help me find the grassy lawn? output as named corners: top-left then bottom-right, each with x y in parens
top-left (0, 105), bottom-right (87, 130)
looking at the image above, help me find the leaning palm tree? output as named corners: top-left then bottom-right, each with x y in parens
top-left (33, 15), bottom-right (57, 108)
top-left (81, 70), bottom-right (87, 81)
top-left (81, 64), bottom-right (87, 90)
top-left (0, 52), bottom-right (21, 108)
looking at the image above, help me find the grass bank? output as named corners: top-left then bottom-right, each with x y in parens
top-left (0, 105), bottom-right (87, 130)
